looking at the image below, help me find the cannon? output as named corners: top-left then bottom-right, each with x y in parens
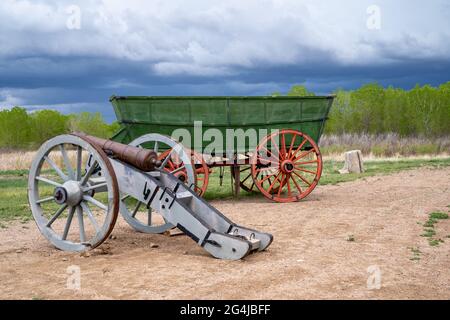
top-left (28, 133), bottom-right (272, 259)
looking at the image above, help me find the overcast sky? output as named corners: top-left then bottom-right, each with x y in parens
top-left (0, 0), bottom-right (449, 122)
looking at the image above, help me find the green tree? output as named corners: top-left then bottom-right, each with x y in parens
top-left (68, 112), bottom-right (111, 138)
top-left (30, 109), bottom-right (69, 147)
top-left (349, 83), bottom-right (385, 134)
top-left (287, 85), bottom-right (315, 96)
top-left (0, 107), bottom-right (32, 148)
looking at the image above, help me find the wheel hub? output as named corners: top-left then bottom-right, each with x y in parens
top-left (281, 160), bottom-right (294, 173)
top-left (53, 187), bottom-right (67, 205)
top-left (54, 180), bottom-right (83, 206)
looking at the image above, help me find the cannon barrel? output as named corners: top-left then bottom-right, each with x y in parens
top-left (72, 132), bottom-right (161, 171)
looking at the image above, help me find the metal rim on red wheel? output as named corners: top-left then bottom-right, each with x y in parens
top-left (251, 129), bottom-right (322, 203)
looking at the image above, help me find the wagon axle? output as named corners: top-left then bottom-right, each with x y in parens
top-left (281, 160), bottom-right (295, 173)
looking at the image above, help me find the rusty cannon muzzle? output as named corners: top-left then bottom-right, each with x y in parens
top-left (72, 132), bottom-right (161, 171)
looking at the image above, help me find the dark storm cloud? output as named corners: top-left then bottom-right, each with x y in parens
top-left (0, 0), bottom-right (449, 122)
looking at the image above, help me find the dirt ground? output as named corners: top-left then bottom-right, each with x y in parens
top-left (1, 167), bottom-right (449, 300)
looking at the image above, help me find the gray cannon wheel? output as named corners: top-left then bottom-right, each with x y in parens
top-left (119, 133), bottom-right (195, 234)
top-left (28, 134), bottom-right (119, 252)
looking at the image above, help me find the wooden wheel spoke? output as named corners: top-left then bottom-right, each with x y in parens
top-left (46, 204), bottom-right (68, 227)
top-left (80, 202), bottom-right (99, 232)
top-left (147, 208), bottom-right (152, 226)
top-left (285, 175), bottom-right (292, 197)
top-left (131, 201), bottom-right (143, 218)
top-left (295, 159), bottom-right (318, 165)
top-left (295, 167), bottom-right (317, 175)
top-left (277, 174), bottom-right (285, 197)
top-left (83, 182), bottom-right (107, 192)
top-left (44, 156), bottom-right (68, 181)
top-left (267, 172), bottom-right (282, 193)
top-left (59, 145), bottom-right (75, 180)
top-left (293, 171), bottom-right (312, 186)
top-left (83, 195), bottom-right (107, 211)
top-left (170, 165), bottom-right (186, 174)
top-left (241, 173), bottom-right (252, 184)
top-left (76, 146), bottom-right (82, 180)
top-left (36, 196), bottom-right (55, 204)
top-left (290, 138), bottom-right (307, 160)
top-left (62, 206), bottom-right (75, 240)
top-left (280, 133), bottom-right (287, 159)
top-left (287, 134), bottom-right (297, 158)
top-left (240, 166), bottom-right (251, 173)
top-left (36, 176), bottom-right (62, 188)
top-left (291, 174), bottom-right (303, 194)
top-left (259, 171), bottom-right (277, 184)
top-left (80, 160), bottom-right (98, 186)
top-left (294, 149), bottom-right (314, 161)
top-left (76, 206), bottom-right (86, 243)
top-left (258, 146), bottom-right (279, 164)
top-left (269, 136), bottom-right (281, 158)
top-left (160, 148), bottom-right (175, 168)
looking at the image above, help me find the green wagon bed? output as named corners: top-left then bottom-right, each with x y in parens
top-left (109, 95), bottom-right (334, 202)
top-left (110, 96), bottom-right (333, 154)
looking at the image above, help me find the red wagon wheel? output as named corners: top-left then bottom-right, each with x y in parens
top-left (231, 165), bottom-right (255, 192)
top-left (251, 129), bottom-right (322, 203)
top-left (159, 149), bottom-right (209, 197)
top-left (231, 164), bottom-right (281, 194)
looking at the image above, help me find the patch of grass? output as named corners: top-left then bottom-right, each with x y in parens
top-left (0, 177), bottom-right (32, 221)
top-left (423, 219), bottom-right (436, 228)
top-left (206, 158), bottom-right (450, 199)
top-left (409, 247), bottom-right (421, 261)
top-left (320, 157), bottom-right (450, 186)
top-left (420, 211), bottom-right (449, 247)
top-left (428, 239), bottom-right (444, 247)
top-left (421, 228), bottom-right (436, 238)
top-left (1, 157), bottom-right (450, 222)
top-left (0, 169), bottom-right (28, 176)
top-left (429, 212), bottom-right (449, 220)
